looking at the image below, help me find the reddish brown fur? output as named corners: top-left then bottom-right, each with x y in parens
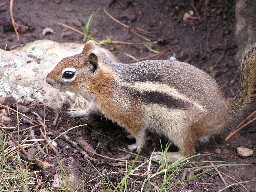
top-left (182, 123), bottom-right (206, 156)
top-left (47, 53), bottom-right (85, 79)
top-left (89, 63), bottom-right (144, 135)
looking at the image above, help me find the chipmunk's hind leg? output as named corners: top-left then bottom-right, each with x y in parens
top-left (152, 122), bottom-right (204, 162)
top-left (151, 136), bottom-right (196, 163)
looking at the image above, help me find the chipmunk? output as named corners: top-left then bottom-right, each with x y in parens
top-left (46, 40), bottom-right (256, 162)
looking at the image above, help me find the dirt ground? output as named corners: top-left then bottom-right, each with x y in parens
top-left (0, 0), bottom-right (256, 191)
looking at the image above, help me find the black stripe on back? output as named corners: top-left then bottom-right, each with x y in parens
top-left (130, 89), bottom-right (190, 109)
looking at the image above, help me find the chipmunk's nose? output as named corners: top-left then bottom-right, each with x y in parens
top-left (46, 76), bottom-right (54, 85)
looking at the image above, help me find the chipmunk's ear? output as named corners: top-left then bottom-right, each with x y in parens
top-left (83, 40), bottom-right (97, 53)
top-left (88, 53), bottom-right (98, 73)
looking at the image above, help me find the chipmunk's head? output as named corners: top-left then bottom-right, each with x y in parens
top-left (46, 40), bottom-right (115, 101)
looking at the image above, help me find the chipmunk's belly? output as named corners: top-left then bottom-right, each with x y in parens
top-left (143, 104), bottom-right (191, 144)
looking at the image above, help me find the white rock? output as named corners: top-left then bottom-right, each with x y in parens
top-left (0, 40), bottom-right (88, 110)
top-left (183, 12), bottom-right (191, 21)
top-left (168, 56), bottom-right (177, 61)
top-left (189, 10), bottom-right (194, 16)
top-left (42, 28), bottom-right (54, 36)
top-left (237, 146), bottom-right (254, 157)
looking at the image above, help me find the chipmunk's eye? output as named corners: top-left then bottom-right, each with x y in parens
top-left (61, 67), bottom-right (76, 81)
top-left (63, 71), bottom-right (75, 79)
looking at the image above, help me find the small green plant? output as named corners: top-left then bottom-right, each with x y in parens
top-left (0, 106), bottom-right (37, 191)
top-left (114, 148), bottom-right (142, 192)
top-left (81, 12), bottom-right (96, 41)
top-left (101, 174), bottom-right (109, 192)
top-left (70, 11), bottom-right (97, 42)
top-left (98, 36), bottom-right (113, 45)
top-left (55, 163), bottom-right (76, 191)
top-left (144, 43), bottom-right (160, 54)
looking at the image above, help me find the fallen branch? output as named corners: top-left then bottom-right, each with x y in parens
top-left (10, 0), bottom-right (19, 41)
top-left (225, 110), bottom-right (256, 141)
top-left (103, 7), bottom-right (151, 42)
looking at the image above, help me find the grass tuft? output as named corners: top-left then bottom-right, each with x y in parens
top-left (70, 11), bottom-right (97, 42)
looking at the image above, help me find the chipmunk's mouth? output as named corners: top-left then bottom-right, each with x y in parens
top-left (46, 76), bottom-right (55, 86)
top-left (46, 77), bottom-right (72, 91)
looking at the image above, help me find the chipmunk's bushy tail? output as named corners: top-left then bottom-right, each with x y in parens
top-left (233, 44), bottom-right (256, 112)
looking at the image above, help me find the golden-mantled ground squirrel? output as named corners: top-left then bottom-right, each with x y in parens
top-left (46, 40), bottom-right (255, 161)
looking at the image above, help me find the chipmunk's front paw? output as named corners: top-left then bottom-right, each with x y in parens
top-left (128, 144), bottom-right (141, 151)
top-left (151, 152), bottom-right (183, 163)
top-left (127, 130), bottom-right (146, 151)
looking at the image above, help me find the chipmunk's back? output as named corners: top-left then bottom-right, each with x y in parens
top-left (110, 59), bottom-right (227, 112)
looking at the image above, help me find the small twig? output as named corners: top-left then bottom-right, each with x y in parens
top-left (225, 115), bottom-right (256, 141)
top-left (59, 22), bottom-right (133, 45)
top-left (3, 129), bottom-right (28, 157)
top-left (205, 29), bottom-right (211, 52)
top-left (62, 134), bottom-right (90, 158)
top-left (40, 128), bottom-right (58, 154)
top-left (100, 40), bottom-right (133, 45)
top-left (219, 172), bottom-right (249, 191)
top-left (213, 51), bottom-right (225, 67)
top-left (31, 111), bottom-right (58, 154)
top-left (103, 7), bottom-right (151, 42)
top-left (130, 29), bottom-right (151, 41)
top-left (33, 176), bottom-right (43, 192)
top-left (61, 134), bottom-right (132, 162)
top-left (16, 23), bottom-right (29, 30)
top-left (124, 53), bottom-right (139, 61)
top-left (191, 3), bottom-right (202, 21)
top-left (52, 111), bottom-right (60, 126)
top-left (0, 126), bottom-right (16, 130)
top-left (58, 22), bottom-right (84, 35)
top-left (210, 162), bottom-right (227, 186)
top-left (10, 0), bottom-right (20, 41)
top-left (135, 26), bottom-right (157, 36)
top-left (13, 125), bottom-right (38, 133)
top-left (31, 111), bottom-right (46, 127)
top-left (129, 50), bottom-right (168, 62)
top-left (0, 104), bottom-right (35, 125)
top-left (103, 7), bottom-right (128, 29)
top-left (145, 45), bottom-right (160, 54)
top-left (236, 110), bottom-right (256, 131)
top-left (225, 110), bottom-right (256, 140)
top-left (103, 7), bottom-right (154, 36)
